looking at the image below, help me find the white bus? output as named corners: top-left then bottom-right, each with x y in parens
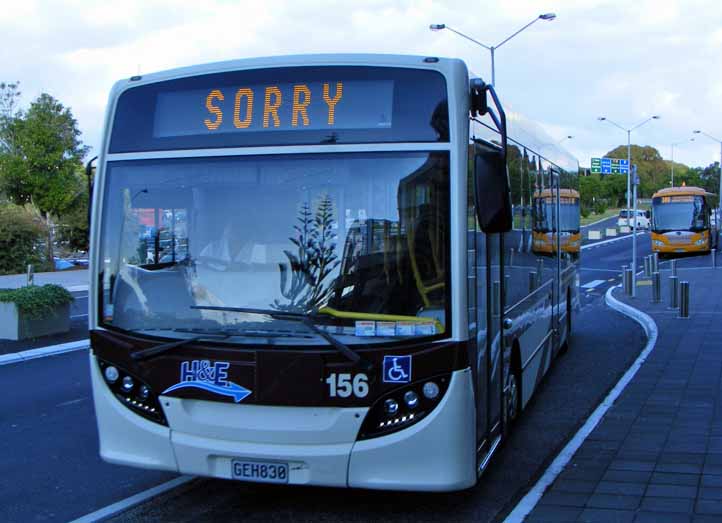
top-left (89, 54), bottom-right (579, 491)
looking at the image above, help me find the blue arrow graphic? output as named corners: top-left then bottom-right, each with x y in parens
top-left (162, 381), bottom-right (252, 402)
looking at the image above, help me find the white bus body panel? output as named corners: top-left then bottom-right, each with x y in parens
top-left (348, 369), bottom-right (476, 491)
top-left (89, 353), bottom-right (178, 471)
top-left (163, 398), bottom-right (367, 487)
top-left (92, 354), bottom-right (475, 490)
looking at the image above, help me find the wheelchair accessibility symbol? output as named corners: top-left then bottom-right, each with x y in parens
top-left (383, 355), bottom-right (412, 384)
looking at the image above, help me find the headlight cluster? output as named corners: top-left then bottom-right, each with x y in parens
top-left (695, 238), bottom-right (707, 245)
top-left (654, 240), bottom-right (664, 247)
top-left (357, 374), bottom-right (450, 440)
top-left (98, 359), bottom-right (167, 425)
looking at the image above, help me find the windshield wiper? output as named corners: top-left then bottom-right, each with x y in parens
top-left (131, 331), bottom-right (231, 361)
top-left (191, 305), bottom-right (373, 371)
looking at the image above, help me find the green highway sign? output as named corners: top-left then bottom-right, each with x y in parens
top-left (591, 157), bottom-right (629, 175)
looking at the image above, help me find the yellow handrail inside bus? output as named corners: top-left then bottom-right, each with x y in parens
top-left (318, 306), bottom-right (443, 334)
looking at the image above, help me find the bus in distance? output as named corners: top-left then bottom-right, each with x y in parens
top-left (532, 188), bottom-right (581, 258)
top-left (651, 185), bottom-right (718, 255)
top-left (88, 54), bottom-right (579, 491)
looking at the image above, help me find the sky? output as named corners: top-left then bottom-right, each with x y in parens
top-left (2, 0), bottom-right (721, 169)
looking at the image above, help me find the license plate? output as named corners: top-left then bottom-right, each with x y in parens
top-left (231, 459), bottom-right (289, 484)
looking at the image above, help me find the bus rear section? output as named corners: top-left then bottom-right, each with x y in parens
top-left (651, 186), bottom-right (718, 255)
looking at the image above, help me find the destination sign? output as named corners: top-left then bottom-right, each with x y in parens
top-left (154, 80), bottom-right (394, 138)
top-left (591, 157), bottom-right (629, 175)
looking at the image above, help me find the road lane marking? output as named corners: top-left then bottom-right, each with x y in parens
top-left (581, 231), bottom-right (646, 251)
top-left (57, 398), bottom-right (86, 407)
top-left (504, 285), bottom-right (658, 523)
top-left (581, 279), bottom-right (605, 289)
top-left (0, 339), bottom-right (89, 366)
top-left (67, 285), bottom-right (89, 292)
top-left (68, 476), bottom-right (194, 523)
top-left (72, 313), bottom-right (89, 319)
top-left (580, 267), bottom-right (619, 273)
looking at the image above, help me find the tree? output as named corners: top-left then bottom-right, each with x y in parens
top-left (0, 82), bottom-right (22, 154)
top-left (0, 93), bottom-right (88, 267)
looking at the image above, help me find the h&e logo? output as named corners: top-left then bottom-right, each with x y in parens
top-left (180, 360), bottom-right (230, 386)
top-left (163, 359), bottom-right (251, 403)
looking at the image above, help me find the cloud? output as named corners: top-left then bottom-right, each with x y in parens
top-left (1, 0), bottom-right (721, 168)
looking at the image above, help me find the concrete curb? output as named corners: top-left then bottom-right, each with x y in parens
top-left (503, 285), bottom-right (658, 523)
top-left (0, 338), bottom-right (89, 366)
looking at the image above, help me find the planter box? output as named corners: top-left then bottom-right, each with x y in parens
top-left (0, 302), bottom-right (70, 340)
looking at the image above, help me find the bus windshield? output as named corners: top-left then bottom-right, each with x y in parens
top-left (652, 195), bottom-right (707, 232)
top-left (99, 151), bottom-right (449, 343)
top-left (533, 198), bottom-right (580, 233)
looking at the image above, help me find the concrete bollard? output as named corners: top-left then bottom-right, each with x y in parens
top-left (492, 280), bottom-right (500, 316)
top-left (652, 272), bottom-right (661, 303)
top-left (529, 272), bottom-right (537, 293)
top-left (652, 253), bottom-right (659, 273)
top-left (670, 259), bottom-right (677, 277)
top-left (504, 274), bottom-right (510, 304)
top-left (644, 256), bottom-right (651, 277)
top-left (669, 275), bottom-right (679, 309)
top-left (712, 250), bottom-right (716, 268)
top-left (536, 259), bottom-right (544, 287)
top-left (624, 268), bottom-right (633, 296)
top-left (509, 248), bottom-right (515, 268)
top-left (680, 281), bottom-right (690, 318)
top-left (26, 264), bottom-right (34, 286)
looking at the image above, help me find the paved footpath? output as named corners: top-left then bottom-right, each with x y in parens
top-left (524, 266), bottom-right (722, 523)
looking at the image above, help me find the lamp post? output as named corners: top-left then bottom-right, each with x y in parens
top-left (693, 130), bottom-right (722, 219)
top-left (598, 115), bottom-right (660, 298)
top-left (670, 138), bottom-right (695, 187)
top-left (597, 115), bottom-right (660, 214)
top-left (429, 13), bottom-right (556, 86)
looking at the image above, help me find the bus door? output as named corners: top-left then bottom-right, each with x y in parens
top-left (469, 142), bottom-right (504, 459)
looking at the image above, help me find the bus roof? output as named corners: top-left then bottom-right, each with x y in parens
top-left (534, 188), bottom-right (580, 199)
top-left (652, 186), bottom-right (714, 199)
top-left (110, 54), bottom-right (468, 93)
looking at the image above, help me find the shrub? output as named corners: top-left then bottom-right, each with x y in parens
top-left (0, 284), bottom-right (74, 319)
top-left (0, 205), bottom-right (48, 275)
top-left (580, 206), bottom-right (591, 218)
top-left (593, 201), bottom-right (607, 215)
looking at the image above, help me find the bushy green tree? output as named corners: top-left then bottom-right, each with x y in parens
top-left (0, 93), bottom-right (88, 267)
top-left (0, 204), bottom-right (48, 275)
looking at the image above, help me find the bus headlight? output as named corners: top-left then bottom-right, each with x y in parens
top-left (98, 359), bottom-right (167, 425)
top-left (654, 240), bottom-right (664, 247)
top-left (357, 374), bottom-right (450, 440)
top-left (695, 238), bottom-right (706, 245)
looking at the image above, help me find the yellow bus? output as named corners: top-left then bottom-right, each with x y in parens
top-left (651, 186), bottom-right (718, 255)
top-left (532, 188), bottom-right (581, 257)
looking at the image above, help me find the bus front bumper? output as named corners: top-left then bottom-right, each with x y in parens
top-left (91, 356), bottom-right (476, 491)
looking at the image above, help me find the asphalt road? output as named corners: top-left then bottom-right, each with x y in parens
top-left (0, 350), bottom-right (176, 523)
top-left (3, 234), bottom-right (717, 523)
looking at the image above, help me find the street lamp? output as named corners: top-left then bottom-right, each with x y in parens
top-left (429, 13), bottom-right (556, 86)
top-left (598, 114), bottom-right (660, 298)
top-left (597, 115), bottom-right (660, 213)
top-left (693, 129), bottom-right (722, 219)
top-left (669, 138), bottom-right (695, 187)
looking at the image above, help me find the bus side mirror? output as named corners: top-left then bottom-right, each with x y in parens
top-left (474, 148), bottom-right (512, 233)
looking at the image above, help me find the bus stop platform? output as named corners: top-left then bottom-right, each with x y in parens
top-left (523, 267), bottom-right (722, 523)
